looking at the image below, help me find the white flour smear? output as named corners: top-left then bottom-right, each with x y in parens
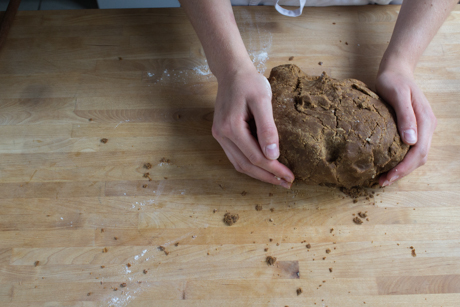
top-left (145, 11), bottom-right (272, 87)
top-left (102, 248), bottom-right (156, 307)
top-left (146, 59), bottom-right (214, 86)
top-left (240, 10), bottom-right (273, 74)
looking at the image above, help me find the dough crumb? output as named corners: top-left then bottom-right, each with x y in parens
top-left (353, 217), bottom-right (363, 225)
top-left (255, 204), bottom-right (263, 211)
top-left (266, 256), bottom-right (277, 265)
top-left (296, 288), bottom-right (302, 295)
top-left (223, 212), bottom-right (239, 226)
top-left (100, 138), bottom-right (108, 144)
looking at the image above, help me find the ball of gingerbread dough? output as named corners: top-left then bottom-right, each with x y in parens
top-left (269, 64), bottom-right (409, 189)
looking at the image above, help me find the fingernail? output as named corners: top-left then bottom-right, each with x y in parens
top-left (280, 180), bottom-right (291, 189)
top-left (382, 180), bottom-right (389, 187)
top-left (284, 176), bottom-right (294, 183)
top-left (404, 129), bottom-right (417, 144)
top-left (265, 144), bottom-right (279, 160)
top-left (389, 175), bottom-right (399, 183)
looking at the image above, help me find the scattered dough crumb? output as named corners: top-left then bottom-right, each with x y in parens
top-left (102, 247), bottom-right (108, 253)
top-left (144, 163), bottom-right (152, 169)
top-left (289, 56), bottom-right (294, 61)
top-left (241, 191), bottom-right (247, 196)
top-left (329, 268), bottom-right (333, 272)
top-left (266, 256), bottom-right (277, 265)
top-left (296, 288), bottom-right (302, 295)
top-left (306, 244), bottom-right (311, 249)
top-left (353, 217), bottom-right (363, 225)
top-left (255, 204), bottom-right (263, 211)
top-left (223, 212), bottom-right (239, 226)
top-left (100, 138), bottom-right (108, 144)
top-left (34, 261), bottom-right (39, 267)
top-left (411, 249), bottom-right (417, 257)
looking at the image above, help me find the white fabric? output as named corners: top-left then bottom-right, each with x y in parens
top-left (232, 0), bottom-right (402, 5)
top-left (232, 0), bottom-right (403, 17)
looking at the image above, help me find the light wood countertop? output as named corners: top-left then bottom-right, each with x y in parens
top-left (0, 5), bottom-right (459, 306)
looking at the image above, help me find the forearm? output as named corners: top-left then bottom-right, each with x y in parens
top-left (179, 0), bottom-right (254, 81)
top-left (380, 0), bottom-right (457, 74)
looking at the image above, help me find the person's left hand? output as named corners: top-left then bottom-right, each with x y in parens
top-left (375, 66), bottom-right (437, 187)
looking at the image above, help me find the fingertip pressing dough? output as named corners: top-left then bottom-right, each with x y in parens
top-left (269, 64), bottom-right (409, 189)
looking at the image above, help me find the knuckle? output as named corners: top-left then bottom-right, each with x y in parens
top-left (418, 149), bottom-right (429, 166)
top-left (238, 162), bottom-right (250, 174)
top-left (419, 156), bottom-right (428, 166)
top-left (431, 114), bottom-right (438, 129)
top-left (233, 163), bottom-right (244, 174)
top-left (247, 152), bottom-right (262, 166)
top-left (211, 125), bottom-right (220, 139)
top-left (212, 122), bottom-right (231, 140)
top-left (257, 125), bottom-right (278, 142)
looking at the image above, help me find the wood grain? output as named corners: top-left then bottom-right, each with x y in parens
top-left (0, 5), bottom-right (460, 306)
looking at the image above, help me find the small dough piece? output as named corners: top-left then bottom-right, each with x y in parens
top-left (269, 64), bottom-right (409, 189)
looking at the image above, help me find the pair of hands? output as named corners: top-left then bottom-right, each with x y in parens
top-left (211, 64), bottom-right (437, 189)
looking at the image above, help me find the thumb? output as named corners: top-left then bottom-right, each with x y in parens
top-left (251, 97), bottom-right (280, 160)
top-left (388, 91), bottom-right (418, 146)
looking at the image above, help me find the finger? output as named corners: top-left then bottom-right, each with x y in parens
top-left (380, 93), bottom-right (435, 186)
top-left (219, 137), bottom-right (292, 188)
top-left (249, 79), bottom-right (280, 161)
top-left (387, 88), bottom-right (418, 145)
top-left (227, 120), bottom-right (295, 183)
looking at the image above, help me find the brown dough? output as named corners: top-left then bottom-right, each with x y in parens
top-left (269, 64), bottom-right (409, 189)
top-left (223, 212), bottom-right (239, 226)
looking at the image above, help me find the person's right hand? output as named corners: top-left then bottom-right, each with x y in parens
top-left (211, 65), bottom-right (295, 189)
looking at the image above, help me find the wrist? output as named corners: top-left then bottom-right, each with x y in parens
top-left (213, 56), bottom-right (258, 83)
top-left (378, 48), bottom-right (415, 78)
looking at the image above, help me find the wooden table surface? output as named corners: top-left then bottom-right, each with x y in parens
top-left (1, 5), bottom-right (460, 307)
